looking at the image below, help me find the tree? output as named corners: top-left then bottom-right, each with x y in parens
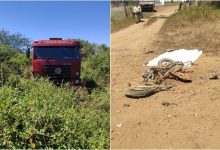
top-left (0, 29), bottom-right (31, 51)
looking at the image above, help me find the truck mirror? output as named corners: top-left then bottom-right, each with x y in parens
top-left (26, 48), bottom-right (30, 58)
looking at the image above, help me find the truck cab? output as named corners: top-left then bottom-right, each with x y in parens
top-left (31, 38), bottom-right (81, 85)
top-left (139, 0), bottom-right (155, 12)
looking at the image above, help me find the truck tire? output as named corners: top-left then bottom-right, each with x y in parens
top-left (150, 6), bottom-right (154, 12)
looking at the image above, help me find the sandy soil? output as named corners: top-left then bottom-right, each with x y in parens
top-left (111, 5), bottom-right (220, 149)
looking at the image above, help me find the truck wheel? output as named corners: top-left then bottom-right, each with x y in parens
top-left (151, 6), bottom-right (154, 12)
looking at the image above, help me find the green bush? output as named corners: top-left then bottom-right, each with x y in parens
top-left (0, 45), bottom-right (17, 62)
top-left (0, 51), bottom-right (31, 85)
top-left (79, 40), bottom-right (96, 58)
top-left (0, 40), bottom-right (110, 148)
top-left (0, 78), bottom-right (109, 149)
top-left (81, 47), bottom-right (110, 86)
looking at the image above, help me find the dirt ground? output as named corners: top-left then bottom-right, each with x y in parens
top-left (111, 5), bottom-right (220, 149)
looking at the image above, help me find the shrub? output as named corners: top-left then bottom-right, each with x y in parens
top-left (0, 45), bottom-right (17, 62)
top-left (81, 47), bottom-right (110, 86)
top-left (0, 78), bottom-right (109, 149)
top-left (0, 52), bottom-right (31, 86)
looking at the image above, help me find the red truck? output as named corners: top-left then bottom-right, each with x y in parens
top-left (27, 38), bottom-right (81, 85)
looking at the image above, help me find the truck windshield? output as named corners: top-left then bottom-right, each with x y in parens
top-left (34, 46), bottom-right (80, 60)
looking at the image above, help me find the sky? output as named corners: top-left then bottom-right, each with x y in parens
top-left (0, 1), bottom-right (110, 46)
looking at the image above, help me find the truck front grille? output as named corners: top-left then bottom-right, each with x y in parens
top-left (43, 65), bottom-right (71, 82)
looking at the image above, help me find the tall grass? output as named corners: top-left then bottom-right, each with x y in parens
top-left (151, 4), bottom-right (220, 54)
top-left (111, 17), bottom-right (136, 33)
top-left (162, 4), bottom-right (220, 30)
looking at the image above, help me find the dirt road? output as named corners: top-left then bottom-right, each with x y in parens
top-left (111, 5), bottom-right (220, 149)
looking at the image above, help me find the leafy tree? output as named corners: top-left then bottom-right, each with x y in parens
top-left (0, 44), bottom-right (17, 62)
top-left (0, 29), bottom-right (31, 51)
top-left (68, 39), bottom-right (109, 59)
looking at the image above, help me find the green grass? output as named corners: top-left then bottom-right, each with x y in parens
top-left (151, 4), bottom-right (220, 54)
top-left (0, 78), bottom-right (109, 149)
top-left (163, 4), bottom-right (220, 30)
top-left (111, 10), bottom-right (154, 33)
top-left (111, 17), bottom-right (136, 33)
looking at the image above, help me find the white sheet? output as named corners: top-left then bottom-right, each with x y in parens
top-left (146, 49), bottom-right (203, 67)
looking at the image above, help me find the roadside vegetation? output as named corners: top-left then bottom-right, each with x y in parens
top-left (111, 0), bottom-right (156, 33)
top-left (0, 30), bottom-right (110, 149)
top-left (111, 12), bottom-right (154, 33)
top-left (152, 2), bottom-right (220, 54)
top-left (111, 16), bottom-right (136, 33)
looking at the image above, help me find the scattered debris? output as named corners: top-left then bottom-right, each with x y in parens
top-left (116, 123), bottom-right (123, 127)
top-left (199, 76), bottom-right (204, 80)
top-left (137, 121), bottom-right (141, 125)
top-left (143, 61), bottom-right (149, 66)
top-left (167, 114), bottom-right (172, 118)
top-left (125, 50), bottom-right (203, 99)
top-left (134, 134), bottom-right (140, 138)
top-left (169, 71), bottom-right (192, 82)
top-left (166, 49), bottom-right (175, 52)
top-left (161, 101), bottom-right (178, 107)
top-left (145, 50), bottom-right (154, 55)
top-left (127, 82), bottom-right (131, 87)
top-left (209, 73), bottom-right (218, 80)
top-left (123, 103), bottom-right (130, 107)
top-left (161, 101), bottom-right (170, 106)
top-left (116, 110), bottom-right (121, 113)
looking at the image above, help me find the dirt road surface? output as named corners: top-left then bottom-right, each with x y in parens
top-left (111, 5), bottom-right (220, 149)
